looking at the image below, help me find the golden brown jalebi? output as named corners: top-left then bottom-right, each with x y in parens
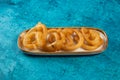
top-left (22, 23), bottom-right (104, 52)
top-left (43, 29), bottom-right (60, 52)
top-left (23, 31), bottom-right (38, 50)
top-left (23, 22), bottom-right (47, 50)
top-left (81, 27), bottom-right (104, 50)
top-left (62, 28), bottom-right (84, 51)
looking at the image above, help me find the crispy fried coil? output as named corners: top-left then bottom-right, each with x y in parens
top-left (62, 28), bottom-right (84, 51)
top-left (23, 22), bottom-right (47, 50)
top-left (81, 28), bottom-right (103, 50)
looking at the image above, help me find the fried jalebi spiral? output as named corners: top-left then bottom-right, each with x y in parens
top-left (23, 22), bottom-right (47, 50)
top-left (62, 28), bottom-right (84, 51)
top-left (23, 31), bottom-right (38, 50)
top-left (21, 23), bottom-right (104, 52)
top-left (81, 27), bottom-right (104, 50)
top-left (42, 29), bottom-right (61, 52)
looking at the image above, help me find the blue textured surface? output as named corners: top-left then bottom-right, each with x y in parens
top-left (0, 0), bottom-right (120, 80)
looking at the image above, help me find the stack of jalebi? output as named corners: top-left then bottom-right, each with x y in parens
top-left (21, 22), bottom-right (103, 52)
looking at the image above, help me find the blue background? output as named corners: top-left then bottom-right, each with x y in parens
top-left (0, 0), bottom-right (120, 80)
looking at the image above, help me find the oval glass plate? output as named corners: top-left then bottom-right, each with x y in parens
top-left (17, 27), bottom-right (108, 56)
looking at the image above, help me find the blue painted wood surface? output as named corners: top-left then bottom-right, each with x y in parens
top-left (0, 0), bottom-right (120, 80)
